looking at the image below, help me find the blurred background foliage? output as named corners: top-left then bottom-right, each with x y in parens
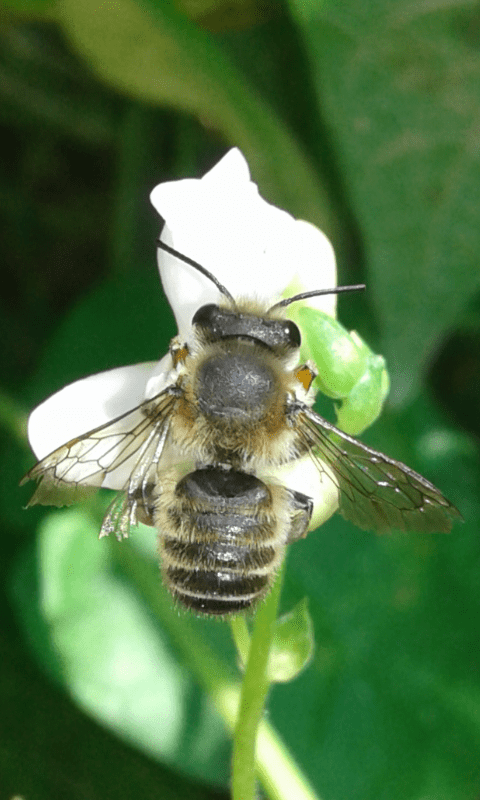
top-left (1, 0), bottom-right (480, 798)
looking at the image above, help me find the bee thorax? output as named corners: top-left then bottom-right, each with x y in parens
top-left (196, 351), bottom-right (278, 422)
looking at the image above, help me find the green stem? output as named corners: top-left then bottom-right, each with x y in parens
top-left (114, 540), bottom-right (322, 800)
top-left (231, 563), bottom-right (285, 800)
top-left (229, 613), bottom-right (250, 669)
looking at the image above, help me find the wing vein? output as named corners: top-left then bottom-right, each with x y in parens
top-left (292, 403), bottom-right (461, 534)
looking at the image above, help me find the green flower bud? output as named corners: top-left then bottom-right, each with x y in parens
top-left (292, 307), bottom-right (390, 436)
top-left (267, 599), bottom-right (315, 683)
top-left (294, 306), bottom-right (368, 399)
top-left (335, 341), bottom-right (390, 435)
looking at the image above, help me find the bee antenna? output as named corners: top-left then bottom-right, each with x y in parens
top-left (269, 284), bottom-right (366, 311)
top-left (156, 239), bottom-right (237, 308)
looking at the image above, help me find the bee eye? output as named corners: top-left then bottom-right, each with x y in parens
top-left (192, 304), bottom-right (218, 329)
top-left (284, 320), bottom-right (301, 348)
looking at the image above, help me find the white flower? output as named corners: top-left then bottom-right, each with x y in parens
top-left (151, 149), bottom-right (336, 340)
top-left (27, 148), bottom-right (339, 523)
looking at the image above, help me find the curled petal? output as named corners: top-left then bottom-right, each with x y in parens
top-left (150, 149), bottom-right (337, 336)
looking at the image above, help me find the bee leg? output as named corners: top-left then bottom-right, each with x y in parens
top-left (285, 489), bottom-right (313, 542)
top-left (123, 482), bottom-right (157, 527)
top-left (170, 339), bottom-right (190, 367)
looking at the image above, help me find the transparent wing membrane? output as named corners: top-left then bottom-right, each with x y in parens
top-left (22, 387), bottom-right (178, 535)
top-left (296, 405), bottom-right (461, 534)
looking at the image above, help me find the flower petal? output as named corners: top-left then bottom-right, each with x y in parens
top-left (150, 148), bottom-right (337, 336)
top-left (264, 455), bottom-right (339, 530)
top-left (28, 362), bottom-right (158, 461)
top-left (288, 220), bottom-right (337, 317)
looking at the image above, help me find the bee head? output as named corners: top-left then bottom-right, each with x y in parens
top-left (156, 238), bottom-right (365, 350)
top-left (192, 303), bottom-right (301, 351)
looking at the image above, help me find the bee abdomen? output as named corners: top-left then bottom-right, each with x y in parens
top-left (165, 566), bottom-right (270, 615)
top-left (156, 467), bottom-right (284, 616)
top-left (163, 537), bottom-right (277, 571)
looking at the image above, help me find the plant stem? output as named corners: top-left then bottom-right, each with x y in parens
top-left (229, 613), bottom-right (250, 669)
top-left (231, 563), bottom-right (285, 800)
top-left (114, 540), bottom-right (322, 800)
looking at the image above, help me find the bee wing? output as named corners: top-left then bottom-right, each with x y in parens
top-left (296, 405), bottom-right (462, 534)
top-left (21, 386), bottom-right (179, 535)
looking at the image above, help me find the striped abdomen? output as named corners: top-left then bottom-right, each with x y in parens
top-left (157, 467), bottom-right (283, 615)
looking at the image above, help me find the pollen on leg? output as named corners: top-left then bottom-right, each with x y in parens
top-left (171, 344), bottom-right (189, 367)
top-left (295, 365), bottom-right (315, 392)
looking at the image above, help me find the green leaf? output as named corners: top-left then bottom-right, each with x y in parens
top-left (14, 506), bottom-right (231, 787)
top-left (1, 0), bottom-right (55, 15)
top-left (173, 0), bottom-right (274, 31)
top-left (0, 21), bottom-right (117, 141)
top-left (56, 0), bottom-right (334, 235)
top-left (267, 598), bottom-right (314, 683)
top-left (276, 391), bottom-right (480, 799)
top-left (289, 0), bottom-right (480, 401)
top-left (0, 633), bottom-right (228, 800)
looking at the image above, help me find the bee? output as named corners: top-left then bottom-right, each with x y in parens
top-left (22, 241), bottom-right (461, 615)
